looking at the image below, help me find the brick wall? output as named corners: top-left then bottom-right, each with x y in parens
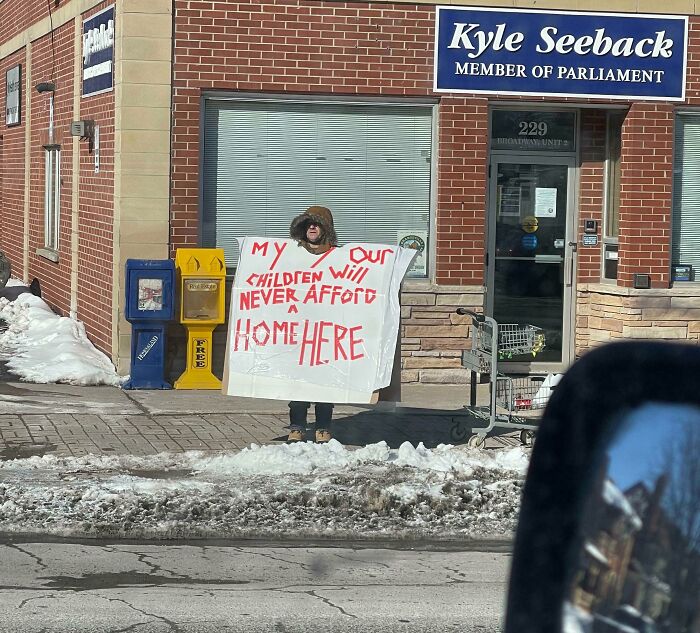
top-left (76, 3), bottom-right (115, 354)
top-left (27, 23), bottom-right (74, 312)
top-left (0, 49), bottom-right (26, 274)
top-left (617, 103), bottom-right (674, 289)
top-left (577, 109), bottom-right (606, 284)
top-left (0, 0), bottom-right (48, 44)
top-left (685, 18), bottom-right (700, 101)
top-left (171, 0), bottom-right (486, 286)
top-left (436, 98), bottom-right (488, 286)
top-left (0, 1), bottom-right (115, 357)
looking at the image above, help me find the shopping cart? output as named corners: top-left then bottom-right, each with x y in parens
top-left (452, 308), bottom-right (551, 448)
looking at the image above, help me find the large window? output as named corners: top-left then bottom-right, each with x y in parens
top-left (602, 112), bottom-right (624, 281)
top-left (202, 99), bottom-right (434, 276)
top-left (44, 146), bottom-right (60, 251)
top-left (672, 113), bottom-right (700, 282)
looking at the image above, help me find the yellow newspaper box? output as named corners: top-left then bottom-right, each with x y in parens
top-left (174, 248), bottom-right (226, 389)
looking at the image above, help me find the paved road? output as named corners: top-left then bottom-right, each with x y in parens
top-left (0, 538), bottom-right (509, 632)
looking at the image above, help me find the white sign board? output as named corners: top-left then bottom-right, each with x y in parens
top-left (535, 187), bottom-right (557, 218)
top-left (6, 64), bottom-right (21, 126)
top-left (223, 238), bottom-right (416, 403)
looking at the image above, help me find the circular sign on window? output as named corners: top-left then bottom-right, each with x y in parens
top-left (399, 234), bottom-right (426, 254)
top-left (521, 215), bottom-right (539, 233)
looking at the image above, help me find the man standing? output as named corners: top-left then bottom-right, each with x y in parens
top-left (287, 205), bottom-right (337, 443)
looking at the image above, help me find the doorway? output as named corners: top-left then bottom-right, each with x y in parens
top-left (487, 155), bottom-right (576, 372)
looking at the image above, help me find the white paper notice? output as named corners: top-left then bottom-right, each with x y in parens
top-left (535, 187), bottom-right (557, 218)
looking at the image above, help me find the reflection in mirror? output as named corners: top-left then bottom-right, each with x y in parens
top-left (563, 404), bottom-right (700, 633)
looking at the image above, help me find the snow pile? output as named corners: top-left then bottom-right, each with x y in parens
top-left (193, 439), bottom-right (530, 477)
top-left (0, 441), bottom-right (529, 539)
top-left (0, 288), bottom-right (120, 386)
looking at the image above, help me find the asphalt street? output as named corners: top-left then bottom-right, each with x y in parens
top-left (0, 538), bottom-right (510, 632)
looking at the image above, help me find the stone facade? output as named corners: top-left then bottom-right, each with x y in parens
top-left (576, 283), bottom-right (700, 352)
top-left (399, 283), bottom-right (484, 384)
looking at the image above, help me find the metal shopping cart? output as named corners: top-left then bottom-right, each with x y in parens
top-left (452, 308), bottom-right (551, 448)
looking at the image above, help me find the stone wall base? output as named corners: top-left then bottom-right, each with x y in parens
top-left (576, 283), bottom-right (700, 354)
top-left (400, 282), bottom-right (485, 384)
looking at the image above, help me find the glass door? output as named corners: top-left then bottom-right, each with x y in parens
top-left (487, 156), bottom-right (576, 371)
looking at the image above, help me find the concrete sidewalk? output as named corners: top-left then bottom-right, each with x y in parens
top-left (0, 379), bottom-right (528, 459)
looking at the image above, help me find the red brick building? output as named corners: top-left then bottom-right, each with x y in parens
top-left (1, 0), bottom-right (699, 382)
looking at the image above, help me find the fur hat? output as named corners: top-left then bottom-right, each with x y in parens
top-left (289, 205), bottom-right (338, 247)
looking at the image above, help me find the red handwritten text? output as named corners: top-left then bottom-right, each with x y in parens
top-left (233, 318), bottom-right (365, 368)
top-left (251, 241), bottom-right (269, 256)
top-left (349, 247), bottom-right (394, 266)
top-left (328, 264), bottom-right (370, 285)
top-left (246, 271), bottom-right (323, 288)
top-left (233, 319), bottom-right (300, 351)
top-left (299, 321), bottom-right (364, 367)
top-left (301, 285), bottom-right (376, 305)
top-left (268, 241), bottom-right (287, 270)
top-left (239, 288), bottom-right (298, 310)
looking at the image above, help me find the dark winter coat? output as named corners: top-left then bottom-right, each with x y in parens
top-left (289, 205), bottom-right (338, 255)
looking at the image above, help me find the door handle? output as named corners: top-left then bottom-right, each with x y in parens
top-left (535, 255), bottom-right (563, 264)
top-left (565, 241), bottom-right (577, 287)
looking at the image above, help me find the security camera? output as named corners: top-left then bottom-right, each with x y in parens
top-left (35, 82), bottom-right (56, 93)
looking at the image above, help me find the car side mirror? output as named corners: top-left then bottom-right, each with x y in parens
top-left (504, 341), bottom-right (700, 633)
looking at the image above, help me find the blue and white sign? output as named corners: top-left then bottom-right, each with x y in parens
top-left (82, 5), bottom-right (114, 97)
top-left (434, 7), bottom-right (687, 101)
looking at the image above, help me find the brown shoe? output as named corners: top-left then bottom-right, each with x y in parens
top-left (287, 429), bottom-right (305, 443)
top-left (315, 429), bottom-right (332, 443)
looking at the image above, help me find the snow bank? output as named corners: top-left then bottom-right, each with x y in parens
top-left (0, 442), bottom-right (529, 539)
top-left (0, 291), bottom-right (120, 386)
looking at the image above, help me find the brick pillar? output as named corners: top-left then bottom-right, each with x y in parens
top-left (577, 109), bottom-right (606, 284)
top-left (435, 97), bottom-right (488, 286)
top-left (618, 103), bottom-right (674, 288)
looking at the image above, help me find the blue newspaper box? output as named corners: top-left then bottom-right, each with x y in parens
top-left (123, 259), bottom-right (175, 389)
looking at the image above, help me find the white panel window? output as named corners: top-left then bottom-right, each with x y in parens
top-left (44, 147), bottom-right (61, 250)
top-left (202, 99), bottom-right (434, 275)
top-left (672, 114), bottom-right (700, 282)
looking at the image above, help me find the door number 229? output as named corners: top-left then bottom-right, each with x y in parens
top-left (518, 121), bottom-right (549, 136)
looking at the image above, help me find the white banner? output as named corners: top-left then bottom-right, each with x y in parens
top-left (223, 238), bottom-right (416, 403)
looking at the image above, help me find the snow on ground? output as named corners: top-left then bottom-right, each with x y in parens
top-left (0, 440), bottom-right (529, 539)
top-left (0, 280), bottom-right (120, 386)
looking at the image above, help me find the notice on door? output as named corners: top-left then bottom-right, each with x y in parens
top-left (535, 187), bottom-right (557, 218)
top-left (499, 185), bottom-right (521, 217)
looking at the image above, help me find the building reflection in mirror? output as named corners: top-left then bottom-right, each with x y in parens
top-left (563, 404), bottom-right (700, 633)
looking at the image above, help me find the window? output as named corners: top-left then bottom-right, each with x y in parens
top-left (603, 112), bottom-right (624, 281)
top-left (202, 99), bottom-right (434, 277)
top-left (44, 146), bottom-right (60, 251)
top-left (672, 113), bottom-right (700, 282)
